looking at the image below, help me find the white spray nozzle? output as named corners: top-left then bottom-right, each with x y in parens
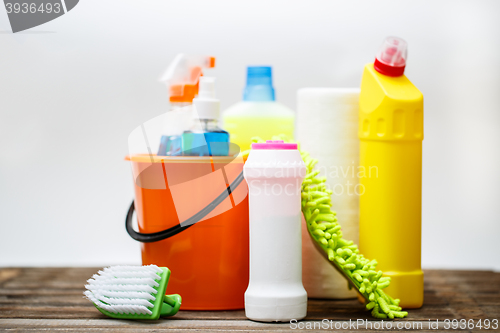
top-left (198, 77), bottom-right (216, 99)
top-left (193, 77), bottom-right (220, 120)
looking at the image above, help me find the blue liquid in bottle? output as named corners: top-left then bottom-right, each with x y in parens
top-left (182, 119), bottom-right (229, 156)
top-left (158, 135), bottom-right (182, 156)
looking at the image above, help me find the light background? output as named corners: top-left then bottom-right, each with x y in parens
top-left (1, 0), bottom-right (499, 270)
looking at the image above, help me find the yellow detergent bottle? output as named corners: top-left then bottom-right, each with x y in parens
top-left (222, 67), bottom-right (295, 151)
top-left (358, 37), bottom-right (424, 308)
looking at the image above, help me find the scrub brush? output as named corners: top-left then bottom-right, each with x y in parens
top-left (84, 265), bottom-right (182, 319)
top-left (244, 136), bottom-right (408, 320)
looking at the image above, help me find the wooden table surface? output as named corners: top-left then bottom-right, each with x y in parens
top-left (0, 268), bottom-right (498, 332)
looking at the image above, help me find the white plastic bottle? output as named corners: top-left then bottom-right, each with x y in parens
top-left (243, 140), bottom-right (307, 322)
top-left (222, 67), bottom-right (295, 152)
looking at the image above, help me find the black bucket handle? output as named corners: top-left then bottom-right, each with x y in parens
top-left (126, 171), bottom-right (245, 243)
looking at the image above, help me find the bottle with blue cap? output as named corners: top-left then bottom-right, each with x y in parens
top-left (222, 66), bottom-right (295, 151)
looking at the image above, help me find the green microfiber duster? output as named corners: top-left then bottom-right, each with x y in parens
top-left (243, 135), bottom-right (408, 320)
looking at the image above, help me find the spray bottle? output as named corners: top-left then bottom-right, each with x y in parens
top-left (223, 67), bottom-right (295, 151)
top-left (358, 37), bottom-right (424, 308)
top-left (182, 77), bottom-right (229, 156)
top-left (157, 54), bottom-right (215, 156)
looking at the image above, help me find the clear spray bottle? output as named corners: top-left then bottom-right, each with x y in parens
top-left (182, 77), bottom-right (229, 156)
top-left (157, 54), bottom-right (215, 156)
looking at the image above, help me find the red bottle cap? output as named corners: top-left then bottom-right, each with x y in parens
top-left (374, 37), bottom-right (408, 77)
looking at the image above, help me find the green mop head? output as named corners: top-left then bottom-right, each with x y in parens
top-left (243, 135), bottom-right (408, 320)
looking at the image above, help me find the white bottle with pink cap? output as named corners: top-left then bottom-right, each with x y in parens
top-left (243, 140), bottom-right (307, 322)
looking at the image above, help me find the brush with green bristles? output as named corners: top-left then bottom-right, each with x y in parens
top-left (243, 135), bottom-right (408, 320)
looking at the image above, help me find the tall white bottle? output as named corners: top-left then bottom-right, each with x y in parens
top-left (243, 140), bottom-right (307, 322)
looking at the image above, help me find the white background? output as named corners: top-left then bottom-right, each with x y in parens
top-left (1, 0), bottom-right (499, 270)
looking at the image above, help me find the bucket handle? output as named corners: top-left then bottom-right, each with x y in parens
top-left (126, 171), bottom-right (245, 243)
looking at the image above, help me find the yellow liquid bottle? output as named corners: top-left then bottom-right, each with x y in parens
top-left (358, 37), bottom-right (424, 308)
top-left (223, 102), bottom-right (295, 151)
top-left (222, 67), bottom-right (295, 151)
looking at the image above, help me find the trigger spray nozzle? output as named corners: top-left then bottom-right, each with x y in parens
top-left (159, 54), bottom-right (215, 103)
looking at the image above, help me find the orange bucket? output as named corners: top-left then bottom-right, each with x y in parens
top-left (126, 154), bottom-right (249, 310)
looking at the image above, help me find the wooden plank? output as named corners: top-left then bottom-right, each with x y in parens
top-left (0, 319), bottom-right (470, 332)
top-left (0, 268), bottom-right (498, 328)
top-left (0, 268), bottom-right (21, 284)
top-left (0, 319), bottom-right (293, 332)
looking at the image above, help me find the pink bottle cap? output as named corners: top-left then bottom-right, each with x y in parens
top-left (251, 140), bottom-right (298, 150)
